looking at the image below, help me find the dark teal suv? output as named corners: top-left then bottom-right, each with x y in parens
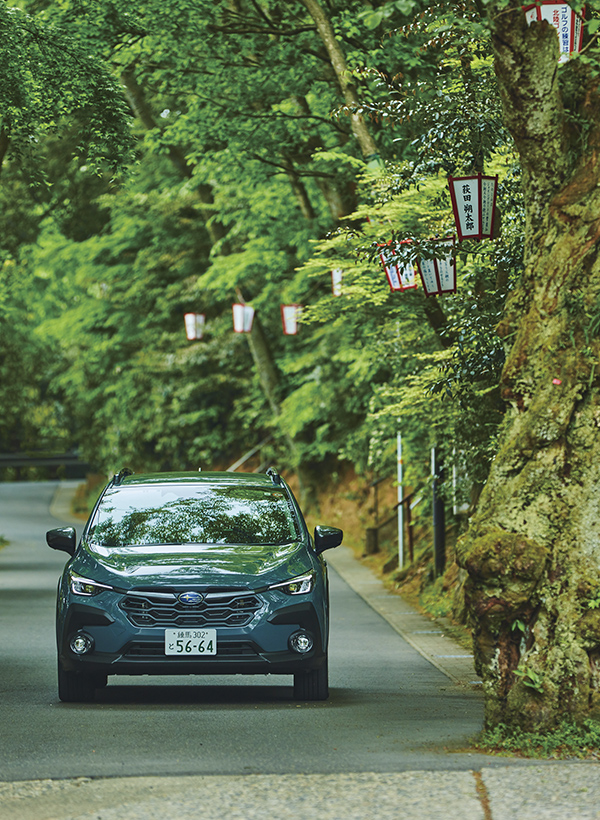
top-left (47, 468), bottom-right (342, 703)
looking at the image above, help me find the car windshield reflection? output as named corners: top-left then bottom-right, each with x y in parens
top-left (87, 484), bottom-right (301, 551)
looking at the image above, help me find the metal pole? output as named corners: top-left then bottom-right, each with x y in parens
top-left (397, 432), bottom-right (404, 568)
top-left (431, 446), bottom-right (446, 577)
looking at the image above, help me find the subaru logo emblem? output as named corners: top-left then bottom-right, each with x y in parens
top-left (178, 591), bottom-right (204, 606)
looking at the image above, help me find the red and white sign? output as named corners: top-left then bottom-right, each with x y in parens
top-left (281, 304), bottom-right (302, 335)
top-left (523, 2), bottom-right (584, 63)
top-left (417, 239), bottom-right (457, 297)
top-left (378, 242), bottom-right (418, 292)
top-left (232, 303), bottom-right (255, 333)
top-left (184, 313), bottom-right (206, 340)
top-left (448, 173), bottom-right (498, 241)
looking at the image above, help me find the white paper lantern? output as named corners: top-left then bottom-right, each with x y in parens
top-left (281, 304), bottom-right (302, 335)
top-left (523, 2), bottom-right (584, 63)
top-left (448, 173), bottom-right (498, 242)
top-left (232, 303), bottom-right (255, 333)
top-left (331, 268), bottom-right (343, 297)
top-left (184, 312), bottom-right (206, 340)
top-left (416, 238), bottom-right (456, 297)
top-left (378, 242), bottom-right (418, 292)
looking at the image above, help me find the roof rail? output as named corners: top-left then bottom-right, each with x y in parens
top-left (266, 467), bottom-right (281, 485)
top-left (112, 467), bottom-right (134, 486)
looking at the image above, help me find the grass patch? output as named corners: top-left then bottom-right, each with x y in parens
top-left (418, 574), bottom-right (454, 618)
top-left (0, 534), bottom-right (8, 550)
top-left (476, 719), bottom-right (600, 759)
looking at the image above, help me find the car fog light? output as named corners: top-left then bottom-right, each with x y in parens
top-left (289, 631), bottom-right (314, 654)
top-left (69, 633), bottom-right (94, 655)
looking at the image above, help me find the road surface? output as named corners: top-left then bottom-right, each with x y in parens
top-left (3, 481), bottom-right (597, 820)
top-left (0, 480), bottom-right (488, 780)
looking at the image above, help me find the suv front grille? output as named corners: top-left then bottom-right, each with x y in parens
top-left (119, 591), bottom-right (262, 628)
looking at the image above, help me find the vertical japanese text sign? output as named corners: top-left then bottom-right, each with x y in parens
top-left (378, 242), bottom-right (418, 292)
top-left (448, 173), bottom-right (498, 241)
top-left (523, 2), bottom-right (584, 64)
top-left (417, 239), bottom-right (456, 297)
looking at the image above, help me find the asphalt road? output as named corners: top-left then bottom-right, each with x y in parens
top-left (0, 480), bottom-right (492, 782)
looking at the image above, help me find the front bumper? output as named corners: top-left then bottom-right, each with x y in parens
top-left (58, 598), bottom-right (326, 677)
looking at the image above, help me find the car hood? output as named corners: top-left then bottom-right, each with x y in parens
top-left (75, 540), bottom-right (311, 589)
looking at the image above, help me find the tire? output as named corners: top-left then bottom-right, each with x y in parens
top-left (58, 660), bottom-right (105, 703)
top-left (293, 657), bottom-right (329, 701)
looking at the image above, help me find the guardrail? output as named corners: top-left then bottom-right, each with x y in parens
top-left (0, 453), bottom-right (90, 478)
top-left (365, 488), bottom-right (422, 563)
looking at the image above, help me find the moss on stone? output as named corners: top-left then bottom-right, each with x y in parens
top-left (457, 528), bottom-right (549, 588)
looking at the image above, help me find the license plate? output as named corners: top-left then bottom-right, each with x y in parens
top-left (164, 629), bottom-right (217, 655)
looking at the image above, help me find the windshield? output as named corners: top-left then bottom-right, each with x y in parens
top-left (87, 484), bottom-right (301, 549)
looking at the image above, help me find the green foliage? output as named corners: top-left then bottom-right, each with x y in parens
top-left (478, 719), bottom-right (600, 759)
top-left (0, 2), bottom-right (132, 171)
top-left (514, 665), bottom-right (545, 694)
top-left (0, 0), bottom-right (524, 510)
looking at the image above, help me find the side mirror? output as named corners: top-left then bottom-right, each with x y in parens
top-left (314, 525), bottom-right (343, 555)
top-left (46, 527), bottom-right (77, 556)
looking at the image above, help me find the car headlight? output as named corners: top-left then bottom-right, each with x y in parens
top-left (269, 573), bottom-right (314, 595)
top-left (69, 574), bottom-right (113, 597)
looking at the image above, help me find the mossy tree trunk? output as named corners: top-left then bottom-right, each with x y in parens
top-left (457, 2), bottom-right (600, 730)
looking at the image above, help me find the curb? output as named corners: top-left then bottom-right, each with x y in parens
top-left (326, 546), bottom-right (481, 690)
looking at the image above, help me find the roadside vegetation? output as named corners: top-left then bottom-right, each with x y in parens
top-left (476, 720), bottom-right (600, 760)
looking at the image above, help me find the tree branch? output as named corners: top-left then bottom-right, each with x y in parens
top-left (298, 0), bottom-right (379, 160)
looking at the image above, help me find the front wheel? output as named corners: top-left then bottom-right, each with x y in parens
top-left (58, 660), bottom-right (105, 703)
top-left (293, 657), bottom-right (329, 701)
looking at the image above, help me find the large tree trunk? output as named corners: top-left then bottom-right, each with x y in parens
top-left (457, 2), bottom-right (600, 730)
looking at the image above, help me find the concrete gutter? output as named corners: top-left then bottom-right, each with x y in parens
top-left (326, 545), bottom-right (480, 690)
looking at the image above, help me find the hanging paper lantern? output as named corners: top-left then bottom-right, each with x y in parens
top-left (378, 242), bottom-right (418, 292)
top-left (281, 304), bottom-right (302, 335)
top-left (448, 173), bottom-right (498, 241)
top-left (416, 238), bottom-right (457, 297)
top-left (232, 303), bottom-right (255, 333)
top-left (331, 268), bottom-right (343, 297)
top-left (184, 312), bottom-right (206, 340)
top-left (523, 2), bottom-right (584, 63)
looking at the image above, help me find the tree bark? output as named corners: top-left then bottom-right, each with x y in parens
top-left (0, 126), bottom-right (9, 175)
top-left (457, 1), bottom-right (600, 730)
top-left (299, 0), bottom-right (379, 160)
top-left (234, 289), bottom-right (317, 507)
